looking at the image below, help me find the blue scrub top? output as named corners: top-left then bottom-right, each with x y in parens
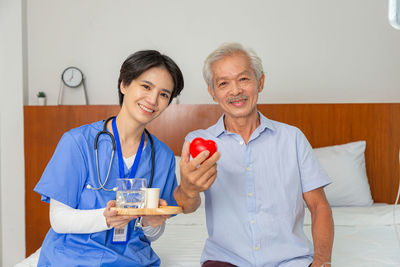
top-left (34, 120), bottom-right (178, 267)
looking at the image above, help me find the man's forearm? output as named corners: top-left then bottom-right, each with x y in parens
top-left (311, 204), bottom-right (334, 266)
top-left (174, 185), bottom-right (201, 213)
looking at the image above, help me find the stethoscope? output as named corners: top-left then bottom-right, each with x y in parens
top-left (86, 116), bottom-right (155, 191)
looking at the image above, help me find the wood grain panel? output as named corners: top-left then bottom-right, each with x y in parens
top-left (24, 103), bottom-right (400, 256)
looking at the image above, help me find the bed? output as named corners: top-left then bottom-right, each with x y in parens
top-left (151, 203), bottom-right (400, 267)
top-left (21, 104), bottom-right (400, 266)
top-left (16, 202), bottom-right (400, 267)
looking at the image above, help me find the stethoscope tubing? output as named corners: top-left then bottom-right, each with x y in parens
top-left (88, 116), bottom-right (154, 191)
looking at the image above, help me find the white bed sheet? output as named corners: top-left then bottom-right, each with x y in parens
top-left (16, 204), bottom-right (400, 267)
top-left (304, 204), bottom-right (400, 266)
top-left (152, 209), bottom-right (208, 267)
top-left (154, 204), bottom-right (400, 267)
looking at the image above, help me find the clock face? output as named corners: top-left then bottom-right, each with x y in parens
top-left (62, 67), bottom-right (83, 88)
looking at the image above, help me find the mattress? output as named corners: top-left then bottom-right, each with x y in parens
top-left (153, 204), bottom-right (400, 267)
top-left (16, 204), bottom-right (400, 267)
top-left (304, 204), bottom-right (400, 267)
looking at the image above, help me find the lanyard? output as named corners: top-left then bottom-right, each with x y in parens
top-left (112, 117), bottom-right (145, 178)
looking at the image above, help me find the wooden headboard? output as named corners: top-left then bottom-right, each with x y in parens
top-left (24, 103), bottom-right (400, 256)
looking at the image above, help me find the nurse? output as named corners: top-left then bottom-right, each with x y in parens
top-left (34, 50), bottom-right (184, 266)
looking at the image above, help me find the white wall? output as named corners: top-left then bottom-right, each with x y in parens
top-left (0, 0), bottom-right (26, 266)
top-left (26, 0), bottom-right (400, 106)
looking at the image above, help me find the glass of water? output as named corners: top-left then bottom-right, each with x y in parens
top-left (116, 178), bottom-right (147, 208)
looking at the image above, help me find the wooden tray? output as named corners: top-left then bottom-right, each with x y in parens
top-left (111, 206), bottom-right (182, 215)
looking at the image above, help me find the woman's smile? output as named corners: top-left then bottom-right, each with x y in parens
top-left (138, 103), bottom-right (155, 114)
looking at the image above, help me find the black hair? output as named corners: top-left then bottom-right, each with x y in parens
top-left (118, 50), bottom-right (184, 105)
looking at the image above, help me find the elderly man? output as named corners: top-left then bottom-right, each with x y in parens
top-left (174, 43), bottom-right (333, 267)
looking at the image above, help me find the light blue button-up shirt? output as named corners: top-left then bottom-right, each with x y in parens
top-left (186, 113), bottom-right (331, 267)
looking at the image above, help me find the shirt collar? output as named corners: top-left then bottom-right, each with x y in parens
top-left (258, 112), bottom-right (276, 133)
top-left (208, 115), bottom-right (226, 138)
top-left (208, 111), bottom-right (276, 138)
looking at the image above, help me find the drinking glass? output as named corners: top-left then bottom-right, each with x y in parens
top-left (116, 178), bottom-right (147, 208)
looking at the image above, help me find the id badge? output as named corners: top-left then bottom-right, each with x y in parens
top-left (112, 225), bottom-right (129, 243)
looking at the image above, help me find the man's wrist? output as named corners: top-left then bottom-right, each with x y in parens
top-left (179, 185), bottom-right (199, 199)
top-left (312, 261), bottom-right (331, 267)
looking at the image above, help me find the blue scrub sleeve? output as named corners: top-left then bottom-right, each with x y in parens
top-left (296, 129), bottom-right (331, 193)
top-left (34, 132), bottom-right (87, 208)
top-left (160, 155), bottom-right (178, 207)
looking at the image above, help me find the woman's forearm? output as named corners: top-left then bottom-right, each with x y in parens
top-left (50, 198), bottom-right (165, 241)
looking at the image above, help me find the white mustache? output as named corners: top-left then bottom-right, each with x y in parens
top-left (228, 95), bottom-right (248, 103)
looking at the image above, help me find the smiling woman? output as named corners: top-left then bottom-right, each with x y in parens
top-left (32, 50), bottom-right (184, 267)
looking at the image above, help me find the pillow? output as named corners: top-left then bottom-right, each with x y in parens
top-left (313, 141), bottom-right (373, 207)
top-left (174, 155), bottom-right (205, 207)
top-left (175, 156), bottom-right (181, 184)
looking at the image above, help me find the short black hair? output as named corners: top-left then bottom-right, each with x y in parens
top-left (118, 50), bottom-right (184, 105)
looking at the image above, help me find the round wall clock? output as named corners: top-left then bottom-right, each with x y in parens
top-left (61, 66), bottom-right (84, 88)
top-left (58, 66), bottom-right (88, 105)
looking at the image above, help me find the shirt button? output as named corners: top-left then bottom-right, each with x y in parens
top-left (251, 220), bottom-right (255, 224)
top-left (248, 192), bottom-right (253, 197)
top-left (239, 141), bottom-right (244, 145)
top-left (254, 246), bottom-right (259, 251)
top-left (246, 166), bottom-right (251, 171)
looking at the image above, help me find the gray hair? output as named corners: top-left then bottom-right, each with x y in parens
top-left (202, 43), bottom-right (264, 89)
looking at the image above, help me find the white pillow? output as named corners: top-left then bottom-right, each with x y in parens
top-left (175, 156), bottom-right (181, 184)
top-left (174, 155), bottom-right (205, 207)
top-left (313, 141), bottom-right (373, 207)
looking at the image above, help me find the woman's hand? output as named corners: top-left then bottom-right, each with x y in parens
top-left (103, 200), bottom-right (137, 229)
top-left (141, 199), bottom-right (170, 227)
